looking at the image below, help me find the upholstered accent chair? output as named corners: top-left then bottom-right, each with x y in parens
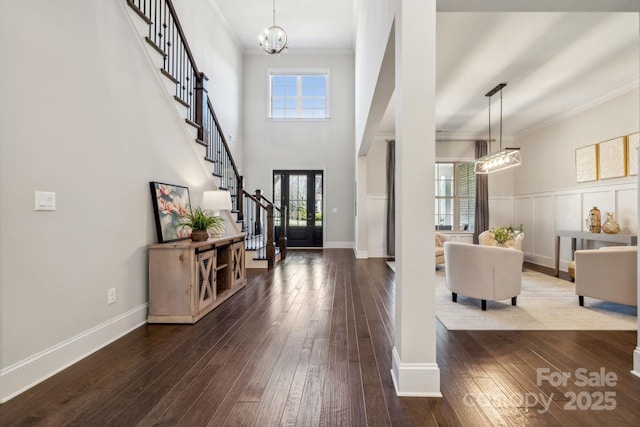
top-left (478, 230), bottom-right (524, 251)
top-left (574, 246), bottom-right (637, 307)
top-left (444, 242), bottom-right (523, 310)
top-left (435, 232), bottom-right (450, 265)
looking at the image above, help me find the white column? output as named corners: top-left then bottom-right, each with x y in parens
top-left (634, 12), bottom-right (640, 380)
top-left (634, 157), bottom-right (640, 378)
top-left (354, 156), bottom-right (369, 259)
top-left (391, 0), bottom-right (441, 396)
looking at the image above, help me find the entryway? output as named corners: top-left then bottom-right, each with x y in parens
top-left (273, 170), bottom-right (323, 247)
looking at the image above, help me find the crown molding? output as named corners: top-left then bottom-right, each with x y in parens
top-left (515, 78), bottom-right (639, 140)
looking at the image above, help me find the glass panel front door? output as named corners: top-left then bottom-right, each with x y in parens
top-left (274, 170), bottom-right (323, 247)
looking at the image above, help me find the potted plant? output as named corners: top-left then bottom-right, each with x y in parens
top-left (490, 224), bottom-right (523, 247)
top-left (179, 206), bottom-right (225, 242)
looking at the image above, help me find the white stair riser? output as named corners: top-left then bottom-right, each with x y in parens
top-left (126, 6), bottom-right (151, 39)
top-left (160, 75), bottom-right (178, 98)
top-left (185, 124), bottom-right (198, 140)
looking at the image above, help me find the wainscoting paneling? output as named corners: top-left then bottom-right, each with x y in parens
top-left (507, 182), bottom-right (637, 270)
top-left (555, 193), bottom-right (582, 264)
top-left (533, 196), bottom-right (554, 260)
top-left (616, 188), bottom-right (638, 234)
top-left (515, 198), bottom-right (535, 255)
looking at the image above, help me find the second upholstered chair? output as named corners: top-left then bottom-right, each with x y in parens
top-left (444, 242), bottom-right (524, 310)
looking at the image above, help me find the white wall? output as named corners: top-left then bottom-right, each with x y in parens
top-left (242, 53), bottom-right (355, 247)
top-left (354, 0), bottom-right (396, 154)
top-left (0, 0), bottom-right (242, 401)
top-left (506, 89), bottom-right (639, 268)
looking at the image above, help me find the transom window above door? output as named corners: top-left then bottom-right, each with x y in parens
top-left (269, 72), bottom-right (329, 119)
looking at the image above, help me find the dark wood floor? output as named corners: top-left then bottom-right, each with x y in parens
top-left (1, 249), bottom-right (639, 426)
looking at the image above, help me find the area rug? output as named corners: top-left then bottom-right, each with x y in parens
top-left (434, 268), bottom-right (637, 330)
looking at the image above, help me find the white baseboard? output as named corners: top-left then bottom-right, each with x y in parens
top-left (632, 347), bottom-right (640, 379)
top-left (0, 304), bottom-right (148, 403)
top-left (390, 347), bottom-right (442, 397)
top-left (324, 241), bottom-right (354, 249)
top-left (367, 248), bottom-right (387, 258)
top-left (353, 248), bottom-right (368, 259)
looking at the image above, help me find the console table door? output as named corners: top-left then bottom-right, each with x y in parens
top-left (196, 249), bottom-right (216, 313)
top-left (232, 241), bottom-right (246, 285)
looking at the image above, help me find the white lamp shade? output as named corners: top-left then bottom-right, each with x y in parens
top-left (202, 190), bottom-right (232, 211)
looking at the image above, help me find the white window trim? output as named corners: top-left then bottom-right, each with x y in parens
top-left (435, 161), bottom-right (475, 232)
top-left (267, 69), bottom-right (331, 120)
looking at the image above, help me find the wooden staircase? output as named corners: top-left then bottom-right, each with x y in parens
top-left (125, 0), bottom-right (284, 268)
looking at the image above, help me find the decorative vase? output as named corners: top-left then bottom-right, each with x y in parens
top-left (602, 212), bottom-right (620, 234)
top-left (586, 206), bottom-right (601, 233)
top-left (190, 229), bottom-right (209, 242)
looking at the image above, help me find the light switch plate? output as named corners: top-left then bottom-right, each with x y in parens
top-left (35, 191), bottom-right (56, 211)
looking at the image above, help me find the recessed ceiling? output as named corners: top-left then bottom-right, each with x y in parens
top-left (378, 12), bottom-right (639, 138)
top-left (211, 0), bottom-right (355, 52)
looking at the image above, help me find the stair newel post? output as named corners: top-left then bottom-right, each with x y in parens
top-left (254, 190), bottom-right (262, 235)
top-left (279, 205), bottom-right (288, 260)
top-left (266, 204), bottom-right (275, 270)
top-left (237, 176), bottom-right (244, 221)
top-left (195, 72), bottom-right (208, 143)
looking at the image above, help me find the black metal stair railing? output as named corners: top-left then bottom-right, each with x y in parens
top-left (241, 190), bottom-right (290, 269)
top-left (126, 0), bottom-right (243, 220)
top-left (254, 191), bottom-right (287, 261)
top-left (203, 99), bottom-right (243, 215)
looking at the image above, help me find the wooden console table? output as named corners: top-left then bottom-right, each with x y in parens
top-left (554, 230), bottom-right (637, 277)
top-left (148, 232), bottom-right (246, 323)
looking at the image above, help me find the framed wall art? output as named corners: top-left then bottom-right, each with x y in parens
top-left (628, 132), bottom-right (638, 176)
top-left (575, 144), bottom-right (598, 183)
top-left (598, 137), bottom-right (626, 180)
top-left (149, 181), bottom-right (192, 243)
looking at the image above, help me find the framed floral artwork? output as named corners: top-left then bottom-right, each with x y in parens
top-left (598, 137), bottom-right (626, 180)
top-left (149, 181), bottom-right (191, 243)
top-left (575, 144), bottom-right (598, 183)
top-left (628, 132), bottom-right (639, 176)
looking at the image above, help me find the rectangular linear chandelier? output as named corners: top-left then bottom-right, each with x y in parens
top-left (474, 83), bottom-right (522, 174)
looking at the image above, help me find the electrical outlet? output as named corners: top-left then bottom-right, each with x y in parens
top-left (108, 288), bottom-right (116, 305)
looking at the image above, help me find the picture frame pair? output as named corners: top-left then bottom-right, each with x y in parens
top-left (575, 132), bottom-right (638, 183)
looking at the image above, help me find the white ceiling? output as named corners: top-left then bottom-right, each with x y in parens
top-left (209, 2), bottom-right (638, 140)
top-left (212, 0), bottom-right (355, 52)
top-left (378, 12), bottom-right (640, 138)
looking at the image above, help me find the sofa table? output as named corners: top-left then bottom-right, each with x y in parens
top-left (554, 230), bottom-right (637, 277)
top-left (147, 232), bottom-right (246, 323)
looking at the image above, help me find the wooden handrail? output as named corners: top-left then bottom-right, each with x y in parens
top-left (256, 193), bottom-right (282, 213)
top-left (242, 190), bottom-right (268, 210)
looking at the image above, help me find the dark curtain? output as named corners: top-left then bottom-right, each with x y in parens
top-left (474, 140), bottom-right (489, 244)
top-left (386, 140), bottom-right (395, 257)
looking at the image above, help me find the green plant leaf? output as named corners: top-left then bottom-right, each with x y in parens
top-left (179, 206), bottom-right (225, 232)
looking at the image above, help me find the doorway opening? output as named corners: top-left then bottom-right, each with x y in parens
top-left (273, 170), bottom-right (323, 247)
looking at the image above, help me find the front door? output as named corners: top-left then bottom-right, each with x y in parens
top-left (273, 170), bottom-right (323, 247)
